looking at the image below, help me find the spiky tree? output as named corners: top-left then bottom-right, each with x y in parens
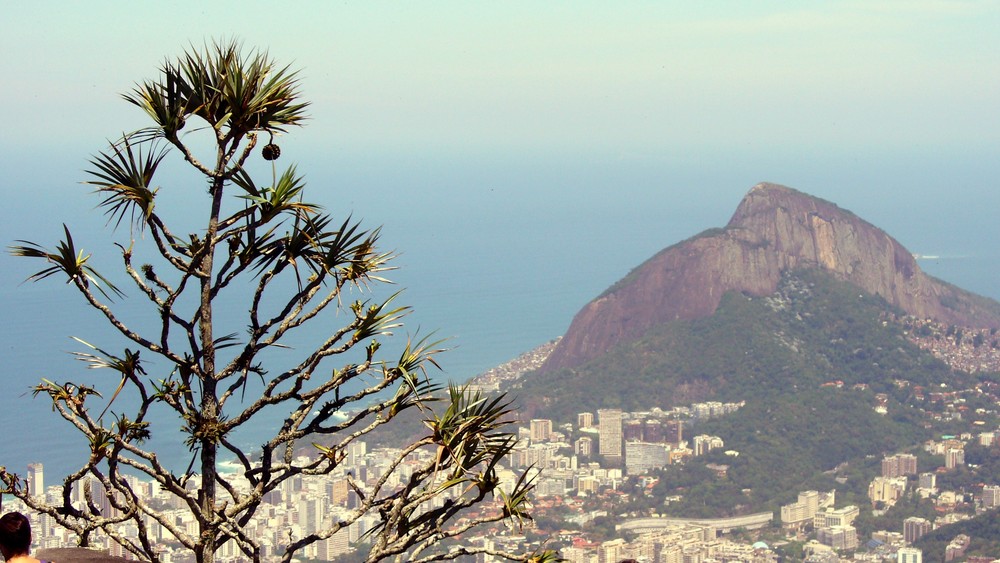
top-left (2, 41), bottom-right (556, 563)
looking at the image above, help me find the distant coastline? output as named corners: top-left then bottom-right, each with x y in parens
top-left (466, 338), bottom-right (560, 393)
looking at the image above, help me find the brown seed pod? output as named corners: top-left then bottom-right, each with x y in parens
top-left (262, 144), bottom-right (281, 161)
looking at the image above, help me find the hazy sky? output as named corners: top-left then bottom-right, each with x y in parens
top-left (3, 1), bottom-right (998, 155)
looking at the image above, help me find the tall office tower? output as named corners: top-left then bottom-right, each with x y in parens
top-left (26, 463), bottom-right (44, 498)
top-left (597, 538), bottom-right (625, 563)
top-left (624, 442), bottom-right (670, 475)
top-left (882, 454), bottom-right (918, 477)
top-left (918, 472), bottom-right (937, 490)
top-left (982, 484), bottom-right (1000, 509)
top-left (328, 479), bottom-right (350, 506)
top-left (643, 419), bottom-right (663, 443)
top-left (897, 547), bottom-right (922, 563)
top-left (297, 496), bottom-right (326, 534)
top-left (814, 505), bottom-right (859, 529)
top-left (89, 478), bottom-right (120, 519)
top-left (693, 435), bottom-right (710, 456)
top-left (623, 419), bottom-right (643, 441)
top-left (693, 435), bottom-right (724, 456)
top-left (316, 530), bottom-right (351, 560)
top-left (664, 419), bottom-right (683, 445)
top-left (530, 419), bottom-right (553, 442)
top-left (347, 440), bottom-right (367, 466)
top-left (869, 476), bottom-right (907, 505)
top-left (818, 525), bottom-right (858, 550)
top-left (881, 456), bottom-right (898, 478)
top-left (800, 490), bottom-right (820, 516)
top-left (898, 453), bottom-right (918, 475)
top-left (945, 448), bottom-right (965, 469)
top-left (903, 517), bottom-right (931, 544)
top-left (659, 544), bottom-right (682, 563)
top-left (780, 490), bottom-right (825, 528)
top-left (597, 409), bottom-right (623, 463)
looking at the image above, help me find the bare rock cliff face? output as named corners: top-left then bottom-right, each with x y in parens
top-left (542, 183), bottom-right (1000, 373)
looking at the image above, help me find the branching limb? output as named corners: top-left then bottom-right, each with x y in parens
top-left (166, 133), bottom-right (219, 178)
top-left (148, 213), bottom-right (196, 264)
top-left (72, 275), bottom-right (189, 367)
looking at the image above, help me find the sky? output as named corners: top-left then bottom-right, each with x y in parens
top-left (2, 1), bottom-right (1000, 478)
top-left (3, 1), bottom-right (999, 155)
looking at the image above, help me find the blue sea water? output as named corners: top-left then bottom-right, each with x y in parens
top-left (2, 146), bottom-right (998, 481)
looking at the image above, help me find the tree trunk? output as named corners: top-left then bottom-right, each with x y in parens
top-left (195, 174), bottom-right (226, 563)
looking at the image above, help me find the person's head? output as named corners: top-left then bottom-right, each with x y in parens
top-left (0, 512), bottom-right (31, 558)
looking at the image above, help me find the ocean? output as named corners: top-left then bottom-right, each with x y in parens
top-left (2, 146), bottom-right (998, 481)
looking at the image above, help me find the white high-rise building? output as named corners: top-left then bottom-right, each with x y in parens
top-left (897, 547), bottom-right (922, 563)
top-left (818, 525), bottom-right (858, 550)
top-left (780, 490), bottom-right (822, 528)
top-left (903, 517), bottom-right (931, 544)
top-left (945, 448), bottom-right (965, 469)
top-left (530, 419), bottom-right (553, 442)
top-left (982, 484), bottom-right (1000, 509)
top-left (624, 442), bottom-right (670, 475)
top-left (882, 453), bottom-right (918, 477)
top-left (27, 463), bottom-right (44, 499)
top-left (918, 472), bottom-right (937, 490)
top-left (347, 440), bottom-right (367, 466)
top-left (869, 476), bottom-right (908, 506)
top-left (693, 435), bottom-right (724, 456)
top-left (597, 409), bottom-right (623, 463)
top-left (814, 505), bottom-right (859, 529)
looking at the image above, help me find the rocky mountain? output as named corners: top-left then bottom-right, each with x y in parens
top-left (501, 183), bottom-right (1000, 529)
top-left (541, 183), bottom-right (1000, 373)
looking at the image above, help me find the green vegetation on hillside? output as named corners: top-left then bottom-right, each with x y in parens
top-left (691, 388), bottom-right (925, 509)
top-left (512, 269), bottom-right (962, 515)
top-left (914, 510), bottom-right (1000, 563)
top-left (517, 269), bottom-right (955, 419)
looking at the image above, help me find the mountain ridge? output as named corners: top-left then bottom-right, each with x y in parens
top-left (542, 182), bottom-right (1000, 373)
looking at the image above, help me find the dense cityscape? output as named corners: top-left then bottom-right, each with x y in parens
top-left (10, 399), bottom-right (1000, 563)
top-left (9, 318), bottom-right (1000, 563)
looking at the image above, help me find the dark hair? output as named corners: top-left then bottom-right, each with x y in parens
top-left (0, 512), bottom-right (32, 557)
